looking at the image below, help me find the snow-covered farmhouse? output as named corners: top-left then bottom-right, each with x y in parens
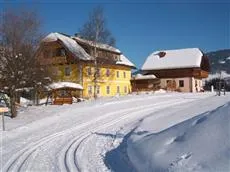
top-left (141, 48), bottom-right (210, 92)
top-left (36, 32), bottom-right (135, 100)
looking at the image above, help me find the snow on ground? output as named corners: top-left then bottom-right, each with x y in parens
top-left (126, 98), bottom-right (230, 172)
top-left (1, 92), bottom-right (230, 172)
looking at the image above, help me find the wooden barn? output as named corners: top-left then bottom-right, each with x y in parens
top-left (141, 48), bottom-right (210, 92)
top-left (131, 74), bottom-right (160, 92)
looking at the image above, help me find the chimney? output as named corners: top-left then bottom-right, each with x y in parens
top-left (74, 33), bottom-right (80, 37)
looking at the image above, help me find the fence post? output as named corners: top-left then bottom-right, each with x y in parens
top-left (2, 112), bottom-right (5, 131)
top-left (0, 107), bottom-right (9, 131)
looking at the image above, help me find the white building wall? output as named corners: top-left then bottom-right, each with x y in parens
top-left (191, 77), bottom-right (203, 92)
top-left (160, 77), bottom-right (192, 92)
top-left (160, 77), bottom-right (204, 92)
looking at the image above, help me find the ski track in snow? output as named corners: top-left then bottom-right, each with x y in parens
top-left (2, 94), bottom-right (214, 172)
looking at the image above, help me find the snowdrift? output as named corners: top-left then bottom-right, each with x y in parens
top-left (127, 102), bottom-right (230, 172)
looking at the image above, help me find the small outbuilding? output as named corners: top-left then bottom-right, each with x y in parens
top-left (131, 74), bottom-right (160, 92)
top-left (47, 82), bottom-right (83, 105)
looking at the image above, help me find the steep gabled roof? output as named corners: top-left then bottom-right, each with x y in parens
top-left (42, 32), bottom-right (93, 60)
top-left (116, 54), bottom-right (136, 68)
top-left (142, 48), bottom-right (203, 70)
top-left (72, 36), bottom-right (121, 54)
top-left (41, 32), bottom-right (135, 68)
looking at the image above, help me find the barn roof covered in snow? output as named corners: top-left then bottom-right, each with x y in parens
top-left (42, 32), bottom-right (93, 61)
top-left (141, 48), bottom-right (204, 70)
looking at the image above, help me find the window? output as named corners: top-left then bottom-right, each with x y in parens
top-left (56, 48), bottom-right (66, 57)
top-left (96, 68), bottom-right (100, 77)
top-left (87, 67), bottom-right (92, 76)
top-left (52, 67), bottom-right (58, 76)
top-left (106, 86), bottom-right (110, 94)
top-left (96, 86), bottom-right (100, 94)
top-left (117, 71), bottom-right (119, 78)
top-left (124, 86), bottom-right (127, 93)
top-left (158, 51), bottom-right (166, 58)
top-left (123, 72), bottom-right (126, 78)
top-left (88, 86), bottom-right (92, 95)
top-left (65, 66), bottom-right (71, 76)
top-left (117, 86), bottom-right (120, 94)
top-left (179, 80), bottom-right (184, 87)
top-left (43, 49), bottom-right (51, 58)
top-left (106, 69), bottom-right (110, 77)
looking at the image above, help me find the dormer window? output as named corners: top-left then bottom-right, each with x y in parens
top-left (158, 51), bottom-right (166, 58)
top-left (114, 55), bottom-right (121, 61)
top-left (55, 48), bottom-right (66, 57)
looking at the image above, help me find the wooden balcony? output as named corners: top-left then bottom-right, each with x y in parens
top-left (39, 56), bottom-right (67, 65)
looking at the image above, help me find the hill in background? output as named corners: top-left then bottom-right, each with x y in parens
top-left (206, 49), bottom-right (230, 74)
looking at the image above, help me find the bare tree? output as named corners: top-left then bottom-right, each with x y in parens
top-left (0, 9), bottom-right (51, 118)
top-left (79, 6), bottom-right (115, 46)
top-left (79, 6), bottom-right (116, 98)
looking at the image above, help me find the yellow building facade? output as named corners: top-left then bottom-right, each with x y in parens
top-left (37, 32), bottom-right (135, 99)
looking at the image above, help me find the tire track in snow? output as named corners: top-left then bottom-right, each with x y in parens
top-left (59, 98), bottom-right (197, 172)
top-left (3, 98), bottom-right (196, 172)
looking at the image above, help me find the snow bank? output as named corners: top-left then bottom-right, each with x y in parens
top-left (20, 97), bottom-right (32, 107)
top-left (128, 102), bottom-right (230, 172)
top-left (132, 74), bottom-right (157, 80)
top-left (154, 89), bottom-right (167, 93)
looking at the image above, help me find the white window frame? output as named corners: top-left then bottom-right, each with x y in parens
top-left (65, 66), bottom-right (71, 76)
top-left (96, 85), bottom-right (100, 94)
top-left (106, 86), bottom-right (110, 94)
top-left (179, 80), bottom-right (184, 87)
top-left (96, 68), bottom-right (100, 77)
top-left (106, 69), bottom-right (110, 77)
top-left (117, 86), bottom-right (120, 94)
top-left (87, 67), bottom-right (92, 76)
top-left (124, 86), bottom-right (127, 93)
top-left (117, 71), bottom-right (119, 78)
top-left (88, 85), bottom-right (92, 95)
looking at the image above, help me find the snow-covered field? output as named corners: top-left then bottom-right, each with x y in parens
top-left (1, 92), bottom-right (230, 172)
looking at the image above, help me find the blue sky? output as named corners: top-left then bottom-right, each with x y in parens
top-left (1, 0), bottom-right (230, 68)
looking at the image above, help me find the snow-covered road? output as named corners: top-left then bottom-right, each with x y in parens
top-left (1, 93), bottom-right (229, 172)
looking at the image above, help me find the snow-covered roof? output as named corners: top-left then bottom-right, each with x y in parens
top-left (116, 54), bottom-right (136, 68)
top-left (41, 32), bottom-right (135, 68)
top-left (48, 82), bottom-right (83, 90)
top-left (42, 32), bottom-right (93, 61)
top-left (72, 36), bottom-right (121, 53)
top-left (142, 48), bottom-right (203, 70)
top-left (132, 74), bottom-right (157, 80)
